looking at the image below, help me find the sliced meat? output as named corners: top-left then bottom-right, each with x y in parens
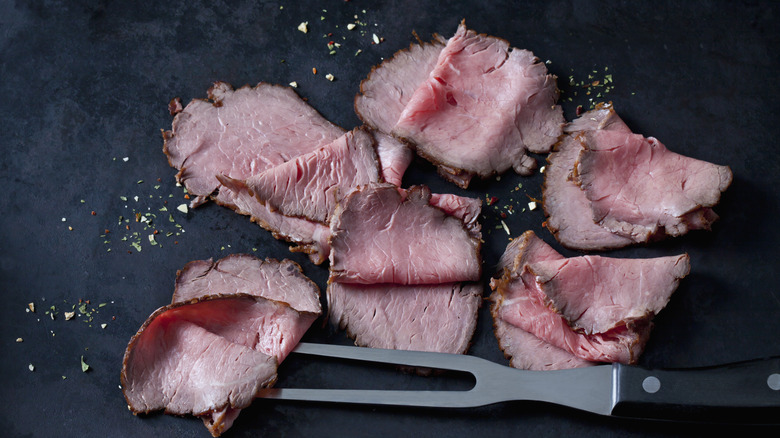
top-left (392, 22), bottom-right (564, 187)
top-left (373, 130), bottom-right (413, 187)
top-left (492, 315), bottom-right (595, 370)
top-left (163, 82), bottom-right (344, 206)
top-left (490, 231), bottom-right (663, 364)
top-left (327, 282), bottom-right (481, 354)
top-left (529, 254), bottom-right (690, 335)
top-left (163, 82), bottom-right (344, 264)
top-left (355, 36), bottom-right (446, 134)
top-left (215, 179), bottom-right (332, 264)
top-left (238, 128), bottom-right (380, 224)
top-left (172, 254), bottom-right (321, 317)
top-left (575, 129), bottom-right (733, 241)
top-left (428, 193), bottom-right (482, 239)
top-left (543, 104), bottom-right (635, 250)
top-left (122, 295), bottom-right (308, 419)
top-left (329, 183), bottom-right (482, 285)
top-left (169, 255), bottom-right (321, 436)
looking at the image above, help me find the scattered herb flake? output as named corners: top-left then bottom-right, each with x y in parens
top-left (297, 22), bottom-right (308, 33)
top-left (81, 356), bottom-right (90, 372)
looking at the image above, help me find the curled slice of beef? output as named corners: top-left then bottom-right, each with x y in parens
top-left (216, 180), bottom-right (332, 264)
top-left (492, 314), bottom-right (595, 370)
top-left (392, 22), bottom-right (564, 187)
top-left (529, 253), bottom-right (690, 335)
top-left (355, 36), bottom-right (446, 134)
top-left (543, 104), bottom-right (635, 250)
top-left (163, 82), bottom-right (344, 206)
top-left (173, 254), bottom-right (321, 317)
top-left (489, 231), bottom-right (654, 364)
top-left (329, 183), bottom-right (481, 285)
top-left (238, 128), bottom-right (380, 224)
top-left (169, 257), bottom-right (320, 436)
top-left (575, 129), bottom-right (733, 242)
top-left (428, 193), bottom-right (482, 239)
top-left (373, 130), bottom-right (413, 187)
top-left (327, 282), bottom-right (481, 354)
top-left (122, 295), bottom-right (296, 417)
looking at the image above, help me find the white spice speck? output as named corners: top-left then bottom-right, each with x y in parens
top-left (325, 73), bottom-right (335, 81)
top-left (65, 311), bottom-right (75, 320)
top-left (61, 217), bottom-right (66, 222)
top-left (528, 201), bottom-right (537, 211)
top-left (372, 34), bottom-right (380, 44)
top-left (297, 22), bottom-right (309, 33)
top-left (28, 364), bottom-right (35, 372)
top-left (122, 157), bottom-right (129, 162)
top-left (347, 23), bottom-right (356, 30)
top-left (539, 166), bottom-right (546, 174)
top-left (177, 204), bottom-right (188, 214)
top-left (101, 324), bottom-right (107, 329)
top-left (16, 337), bottom-right (23, 343)
top-left (289, 81), bottom-right (298, 88)
top-left (500, 220), bottom-right (511, 235)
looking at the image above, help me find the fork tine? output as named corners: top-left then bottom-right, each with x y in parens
top-left (292, 342), bottom-right (489, 374)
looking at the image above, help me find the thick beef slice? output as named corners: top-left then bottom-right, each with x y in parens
top-left (239, 128), bottom-right (380, 224)
top-left (529, 254), bottom-right (690, 335)
top-left (329, 183), bottom-right (481, 285)
top-left (490, 231), bottom-right (656, 364)
top-left (543, 104), bottom-right (635, 250)
top-left (392, 23), bottom-right (564, 187)
top-left (327, 282), bottom-right (481, 354)
top-left (355, 37), bottom-right (446, 134)
top-left (575, 129), bottom-right (733, 241)
top-left (163, 82), bottom-right (343, 206)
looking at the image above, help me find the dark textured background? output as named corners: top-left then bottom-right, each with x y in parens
top-left (1, 0), bottom-right (779, 436)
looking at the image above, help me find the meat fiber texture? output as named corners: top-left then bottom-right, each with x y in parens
top-left (327, 282), bottom-right (481, 355)
top-left (329, 183), bottom-right (482, 285)
top-left (234, 127), bottom-right (380, 224)
top-left (170, 255), bottom-right (320, 436)
top-left (543, 103), bottom-right (732, 250)
top-left (121, 295), bottom-right (305, 430)
top-left (123, 256), bottom-right (321, 437)
top-left (163, 82), bottom-right (345, 263)
top-left (490, 231), bottom-right (689, 367)
top-left (326, 183), bottom-right (483, 357)
top-left (389, 22), bottom-right (564, 188)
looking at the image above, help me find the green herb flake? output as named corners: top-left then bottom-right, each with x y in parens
top-left (80, 356), bottom-right (90, 372)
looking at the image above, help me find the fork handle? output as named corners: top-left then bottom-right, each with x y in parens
top-left (612, 356), bottom-right (780, 422)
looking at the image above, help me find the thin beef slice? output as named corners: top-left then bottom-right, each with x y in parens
top-left (574, 129), bottom-right (733, 242)
top-left (328, 183), bottom-right (481, 285)
top-left (327, 282), bottom-right (481, 354)
top-left (392, 22), bottom-right (564, 187)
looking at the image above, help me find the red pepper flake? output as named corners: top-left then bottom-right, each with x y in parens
top-left (157, 178), bottom-right (161, 182)
top-left (153, 229), bottom-right (159, 235)
top-left (112, 316), bottom-right (116, 321)
top-left (327, 32), bottom-right (333, 37)
top-left (541, 221), bottom-right (548, 229)
top-left (91, 211), bottom-right (96, 216)
top-left (500, 212), bottom-right (507, 219)
top-left (104, 229), bottom-right (110, 234)
top-left (576, 105), bottom-right (583, 116)
top-left (312, 67), bottom-right (318, 74)
top-left (125, 225), bottom-right (130, 230)
top-left (486, 196), bottom-right (499, 206)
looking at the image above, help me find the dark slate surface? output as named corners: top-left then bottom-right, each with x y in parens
top-left (1, 1), bottom-right (779, 436)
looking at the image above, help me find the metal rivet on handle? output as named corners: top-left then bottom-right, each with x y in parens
top-left (642, 376), bottom-right (661, 394)
top-left (768, 374), bottom-right (780, 391)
